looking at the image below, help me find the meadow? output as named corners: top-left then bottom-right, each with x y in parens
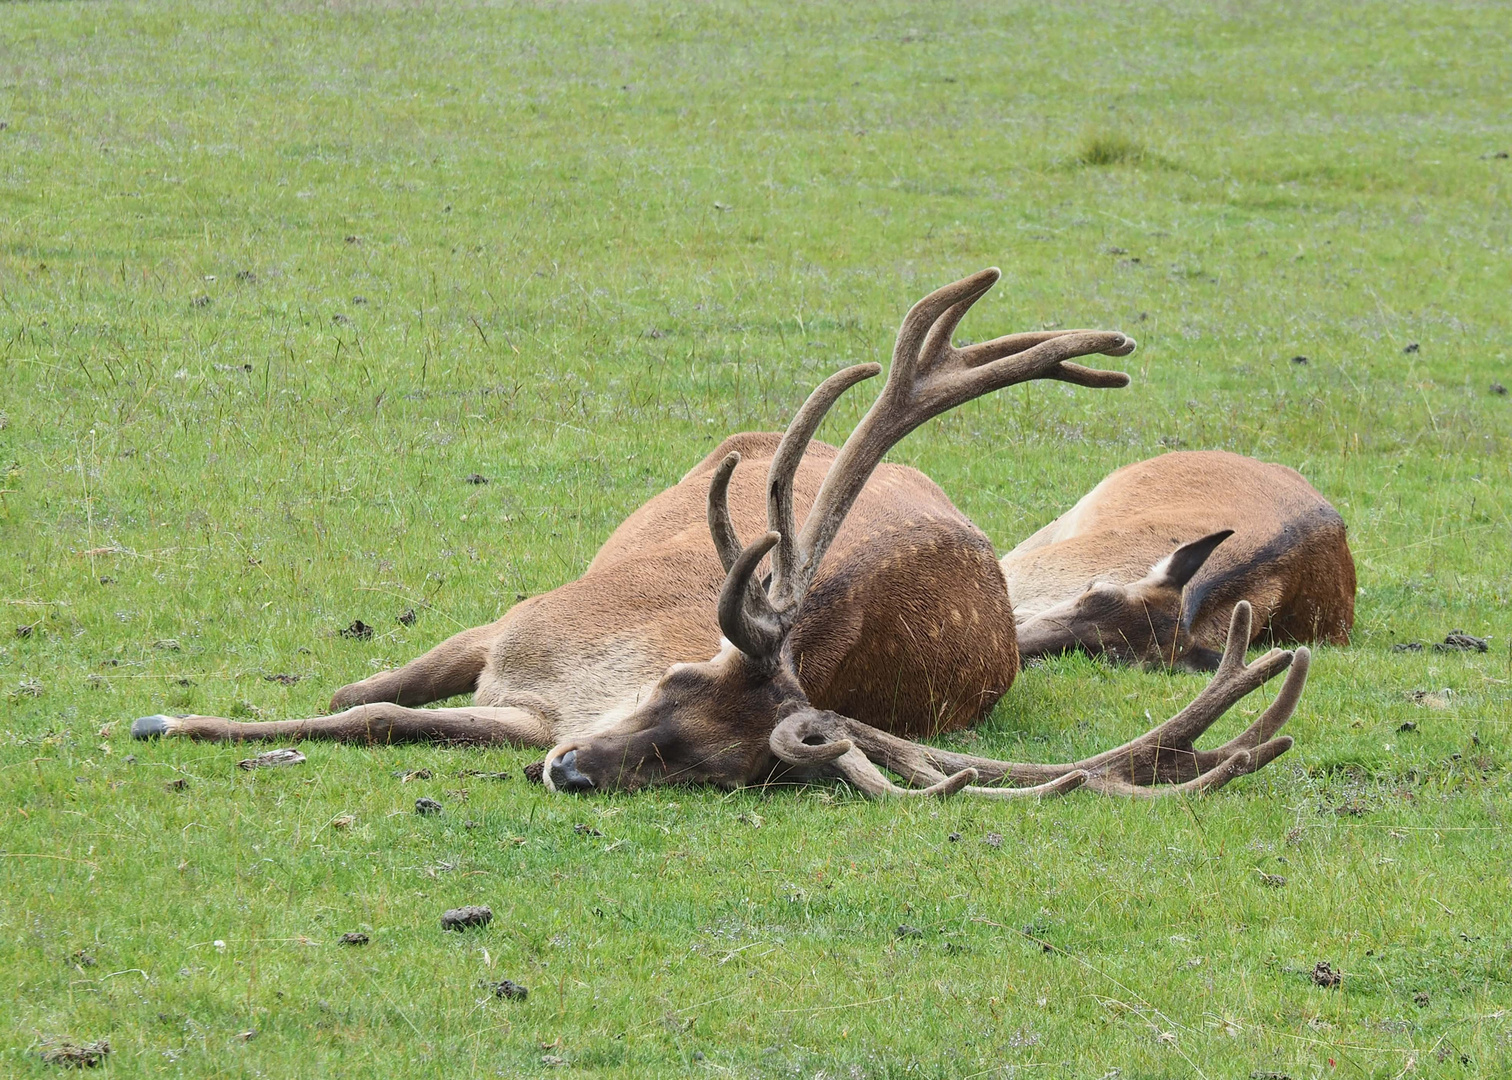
top-left (2, 1), bottom-right (1510, 1075)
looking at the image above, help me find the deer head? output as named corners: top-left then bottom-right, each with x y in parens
top-left (1014, 529), bottom-right (1235, 670)
top-left (543, 268), bottom-right (1137, 794)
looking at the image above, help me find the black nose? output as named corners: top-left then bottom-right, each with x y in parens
top-left (549, 750), bottom-right (595, 793)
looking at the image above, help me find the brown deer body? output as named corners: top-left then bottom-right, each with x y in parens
top-left (338, 433), bottom-right (1017, 743)
top-left (134, 270), bottom-right (1309, 799)
top-left (1002, 451), bottom-right (1355, 670)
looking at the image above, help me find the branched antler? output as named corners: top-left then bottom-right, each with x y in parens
top-left (708, 268), bottom-right (1136, 669)
top-left (769, 602), bottom-right (1306, 799)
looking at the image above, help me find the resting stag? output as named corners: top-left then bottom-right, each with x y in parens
top-left (1002, 450), bottom-right (1356, 671)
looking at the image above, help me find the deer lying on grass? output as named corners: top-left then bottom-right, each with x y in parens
top-left (1002, 451), bottom-right (1356, 671)
top-left (133, 269), bottom-right (1308, 798)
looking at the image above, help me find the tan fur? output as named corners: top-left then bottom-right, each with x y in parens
top-left (1001, 450), bottom-right (1355, 668)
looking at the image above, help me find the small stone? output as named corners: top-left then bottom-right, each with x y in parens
top-left (415, 797), bottom-right (443, 815)
top-left (338, 932), bottom-right (369, 946)
top-left (440, 905), bottom-right (493, 931)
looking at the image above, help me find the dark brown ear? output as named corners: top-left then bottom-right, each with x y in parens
top-left (1151, 529), bottom-right (1233, 592)
top-left (1167, 529), bottom-right (1235, 637)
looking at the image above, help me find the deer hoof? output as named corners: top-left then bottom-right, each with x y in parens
top-left (131, 714), bottom-right (181, 739)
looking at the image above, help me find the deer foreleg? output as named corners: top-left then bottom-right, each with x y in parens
top-left (328, 621), bottom-right (504, 710)
top-left (131, 704), bottom-right (554, 747)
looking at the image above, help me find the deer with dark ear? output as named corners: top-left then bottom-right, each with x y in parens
top-left (1002, 450), bottom-right (1355, 669)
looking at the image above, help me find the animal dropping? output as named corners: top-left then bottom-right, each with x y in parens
top-left (440, 905), bottom-right (492, 931)
top-left (128, 270), bottom-right (1311, 800)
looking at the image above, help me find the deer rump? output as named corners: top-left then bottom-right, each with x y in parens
top-left (133, 268), bottom-right (1306, 800)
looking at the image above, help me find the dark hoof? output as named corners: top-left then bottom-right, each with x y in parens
top-left (131, 714), bottom-right (179, 739)
top-left (548, 750), bottom-right (595, 793)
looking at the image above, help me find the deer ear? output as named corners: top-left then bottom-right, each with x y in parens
top-left (1147, 529), bottom-right (1233, 592)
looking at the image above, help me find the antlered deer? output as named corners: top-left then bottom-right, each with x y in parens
top-left (1001, 451), bottom-right (1355, 671)
top-left (133, 270), bottom-right (1308, 798)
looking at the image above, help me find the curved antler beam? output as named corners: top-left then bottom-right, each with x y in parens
top-left (717, 530), bottom-right (785, 662)
top-left (766, 363), bottom-right (881, 600)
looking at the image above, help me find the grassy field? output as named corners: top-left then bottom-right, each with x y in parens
top-left (3, 0), bottom-right (1511, 1075)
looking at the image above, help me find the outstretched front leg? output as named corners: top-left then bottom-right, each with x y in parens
top-left (131, 703), bottom-right (554, 747)
top-left (770, 601), bottom-right (1306, 799)
top-left (328, 620), bottom-right (507, 710)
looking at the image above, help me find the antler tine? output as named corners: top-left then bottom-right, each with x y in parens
top-left (717, 531), bottom-right (784, 662)
top-left (706, 451), bottom-right (744, 574)
top-left (765, 363), bottom-right (882, 604)
top-left (891, 268), bottom-right (1002, 383)
top-left (1209, 646), bottom-right (1310, 759)
top-left (829, 747), bottom-right (979, 798)
top-left (769, 709), bottom-right (856, 765)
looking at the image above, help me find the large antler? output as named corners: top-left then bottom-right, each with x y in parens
top-left (770, 601), bottom-right (1306, 799)
top-left (710, 268), bottom-right (1136, 666)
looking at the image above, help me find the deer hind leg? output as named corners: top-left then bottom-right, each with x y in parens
top-left (131, 703), bottom-right (555, 747)
top-left (328, 621), bottom-right (505, 710)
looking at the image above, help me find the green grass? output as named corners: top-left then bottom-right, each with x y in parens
top-left (3, 0), bottom-right (1511, 1075)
